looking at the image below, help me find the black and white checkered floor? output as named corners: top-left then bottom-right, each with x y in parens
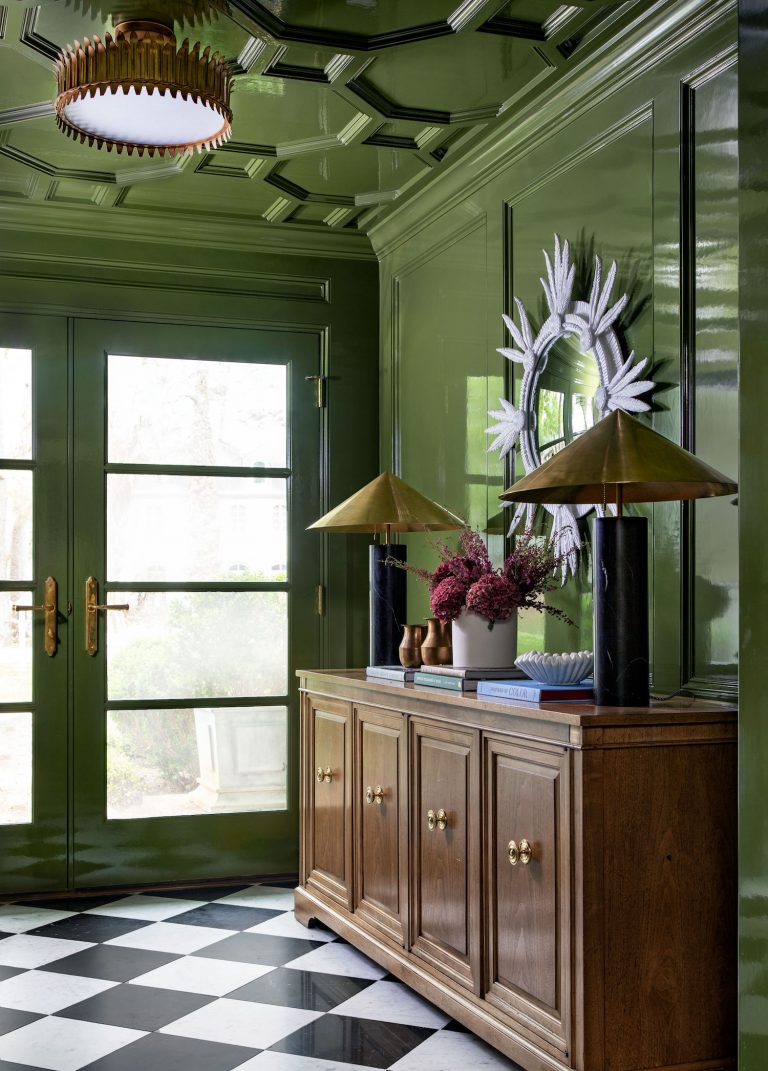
top-left (0, 881), bottom-right (520, 1070)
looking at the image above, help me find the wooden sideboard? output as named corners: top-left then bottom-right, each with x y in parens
top-left (295, 669), bottom-right (736, 1071)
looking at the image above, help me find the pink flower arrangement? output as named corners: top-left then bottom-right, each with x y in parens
top-left (393, 528), bottom-right (571, 630)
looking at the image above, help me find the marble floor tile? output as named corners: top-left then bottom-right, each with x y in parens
top-left (0, 1015), bottom-right (145, 1071)
top-left (105, 922), bottom-right (236, 956)
top-left (329, 981), bottom-right (449, 1030)
top-left (247, 914), bottom-right (335, 944)
top-left (0, 970), bottom-right (117, 1015)
top-left (160, 997), bottom-right (322, 1051)
top-left (0, 909), bottom-right (76, 936)
top-left (388, 1028), bottom-right (523, 1069)
top-left (217, 888), bottom-right (296, 912)
top-left (130, 955), bottom-right (275, 996)
top-left (0, 937), bottom-right (95, 971)
top-left (86, 895), bottom-right (208, 922)
top-left (283, 944), bottom-right (387, 981)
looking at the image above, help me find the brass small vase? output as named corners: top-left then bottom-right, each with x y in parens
top-left (421, 617), bottom-right (452, 666)
top-left (399, 624), bottom-right (426, 668)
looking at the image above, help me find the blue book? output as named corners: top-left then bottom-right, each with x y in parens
top-left (477, 679), bottom-right (594, 702)
top-left (413, 671), bottom-right (477, 692)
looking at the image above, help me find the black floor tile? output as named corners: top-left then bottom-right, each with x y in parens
top-left (256, 876), bottom-right (299, 888)
top-left (28, 914), bottom-right (150, 943)
top-left (57, 983), bottom-right (213, 1032)
top-left (270, 1013), bottom-right (434, 1069)
top-left (170, 903), bottom-right (281, 931)
top-left (147, 885), bottom-right (250, 901)
top-left (0, 1009), bottom-right (43, 1038)
top-left (0, 935), bottom-right (11, 942)
top-left (44, 944), bottom-right (181, 982)
top-left (0, 1061), bottom-right (48, 1070)
top-left (17, 894), bottom-right (123, 913)
top-left (193, 932), bottom-right (323, 966)
top-left (0, 967), bottom-right (23, 983)
top-left (444, 1018), bottom-right (471, 1031)
top-left (82, 1032), bottom-right (260, 1071)
top-left (229, 967), bottom-right (373, 1012)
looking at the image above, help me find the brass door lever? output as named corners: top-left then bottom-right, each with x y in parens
top-left (12, 576), bottom-right (59, 657)
top-left (85, 576), bottom-right (129, 656)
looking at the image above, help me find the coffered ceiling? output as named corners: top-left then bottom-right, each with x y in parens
top-left (0, 0), bottom-right (638, 238)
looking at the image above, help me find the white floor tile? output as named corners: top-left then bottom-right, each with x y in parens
top-left (0, 906), bottom-right (76, 934)
top-left (246, 912), bottom-right (335, 943)
top-left (85, 894), bottom-right (207, 921)
top-left (0, 1014), bottom-right (145, 1071)
top-left (330, 980), bottom-right (450, 1029)
top-left (0, 934), bottom-right (94, 969)
top-left (130, 954), bottom-right (275, 996)
top-left (217, 886), bottom-right (296, 911)
top-left (389, 1029), bottom-right (520, 1070)
top-left (0, 969), bottom-right (117, 1014)
top-left (232, 1052), bottom-right (376, 1071)
top-left (284, 942), bottom-right (387, 980)
top-left (105, 921), bottom-right (236, 955)
top-left (159, 996), bottom-right (322, 1050)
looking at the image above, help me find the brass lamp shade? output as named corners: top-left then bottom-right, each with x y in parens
top-left (499, 409), bottom-right (737, 505)
top-left (308, 472), bottom-right (465, 534)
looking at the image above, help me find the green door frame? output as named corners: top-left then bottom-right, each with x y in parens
top-left (0, 313), bottom-right (69, 894)
top-left (1, 313), bottom-right (323, 893)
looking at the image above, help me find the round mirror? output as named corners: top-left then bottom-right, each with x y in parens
top-left (535, 337), bottom-right (600, 463)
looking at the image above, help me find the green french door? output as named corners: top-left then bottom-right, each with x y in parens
top-left (0, 315), bottom-right (321, 893)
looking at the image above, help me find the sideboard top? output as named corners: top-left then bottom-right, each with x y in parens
top-left (297, 669), bottom-right (737, 740)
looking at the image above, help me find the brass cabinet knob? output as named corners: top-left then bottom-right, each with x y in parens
top-left (427, 808), bottom-right (447, 831)
top-left (365, 785), bottom-right (384, 805)
top-left (316, 766), bottom-right (333, 784)
top-left (508, 838), bottom-right (533, 865)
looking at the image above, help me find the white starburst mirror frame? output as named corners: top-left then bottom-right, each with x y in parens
top-left (486, 235), bottom-right (655, 580)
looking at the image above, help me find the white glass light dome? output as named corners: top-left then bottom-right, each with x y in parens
top-left (55, 21), bottom-right (232, 156)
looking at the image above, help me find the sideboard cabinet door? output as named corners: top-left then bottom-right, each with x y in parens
top-left (354, 705), bottom-right (407, 946)
top-left (302, 694), bottom-right (352, 909)
top-left (484, 735), bottom-right (571, 1057)
top-left (410, 719), bottom-right (481, 993)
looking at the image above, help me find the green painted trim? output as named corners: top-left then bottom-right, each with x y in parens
top-left (0, 200), bottom-right (375, 261)
top-left (738, 2), bottom-right (768, 1064)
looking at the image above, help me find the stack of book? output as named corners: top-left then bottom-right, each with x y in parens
top-left (411, 666), bottom-right (524, 693)
top-left (477, 678), bottom-right (594, 703)
top-left (365, 665), bottom-right (416, 683)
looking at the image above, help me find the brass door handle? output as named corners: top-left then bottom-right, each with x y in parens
top-left (85, 576), bottom-right (129, 656)
top-left (365, 785), bottom-right (384, 805)
top-left (12, 576), bottom-right (58, 657)
top-left (508, 838), bottom-right (533, 866)
top-left (427, 808), bottom-right (447, 831)
top-left (316, 766), bottom-right (333, 784)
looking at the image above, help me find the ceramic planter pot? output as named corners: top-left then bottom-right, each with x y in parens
top-left (451, 610), bottom-right (517, 669)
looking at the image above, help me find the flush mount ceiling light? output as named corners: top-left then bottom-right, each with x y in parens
top-left (55, 19), bottom-right (232, 157)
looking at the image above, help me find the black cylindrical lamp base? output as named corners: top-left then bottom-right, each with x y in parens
top-left (593, 516), bottom-right (649, 707)
top-left (369, 543), bottom-right (407, 666)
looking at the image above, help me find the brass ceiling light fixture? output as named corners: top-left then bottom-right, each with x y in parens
top-left (54, 18), bottom-right (233, 157)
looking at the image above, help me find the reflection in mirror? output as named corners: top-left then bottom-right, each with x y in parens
top-left (536, 337), bottom-right (600, 463)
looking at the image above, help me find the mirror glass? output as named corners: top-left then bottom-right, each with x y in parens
top-left (535, 337), bottom-right (600, 462)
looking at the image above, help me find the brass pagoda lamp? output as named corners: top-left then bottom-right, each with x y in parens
top-left (309, 472), bottom-right (464, 666)
top-left (500, 410), bottom-right (737, 706)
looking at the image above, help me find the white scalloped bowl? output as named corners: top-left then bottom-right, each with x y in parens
top-left (515, 650), bottom-right (594, 686)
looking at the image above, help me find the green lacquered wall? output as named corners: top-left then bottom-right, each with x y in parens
top-left (374, 0), bottom-right (738, 700)
top-left (738, 2), bottom-right (768, 1065)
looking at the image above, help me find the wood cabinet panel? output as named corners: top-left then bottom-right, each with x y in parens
top-left (485, 736), bottom-right (570, 1055)
top-left (303, 694), bottom-right (352, 908)
top-left (354, 704), bottom-right (407, 945)
top-left (410, 718), bottom-right (481, 992)
top-left (296, 672), bottom-right (737, 1071)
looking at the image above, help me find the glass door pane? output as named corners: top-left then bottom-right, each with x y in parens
top-left (73, 320), bottom-right (321, 886)
top-left (0, 318), bottom-right (69, 894)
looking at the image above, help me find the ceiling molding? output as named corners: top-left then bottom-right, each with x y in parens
top-left (0, 198), bottom-right (376, 259)
top-left (0, 101), bottom-right (54, 127)
top-left (20, 7), bottom-right (59, 63)
top-left (0, 7), bottom-right (8, 42)
top-left (367, 0), bottom-right (735, 257)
